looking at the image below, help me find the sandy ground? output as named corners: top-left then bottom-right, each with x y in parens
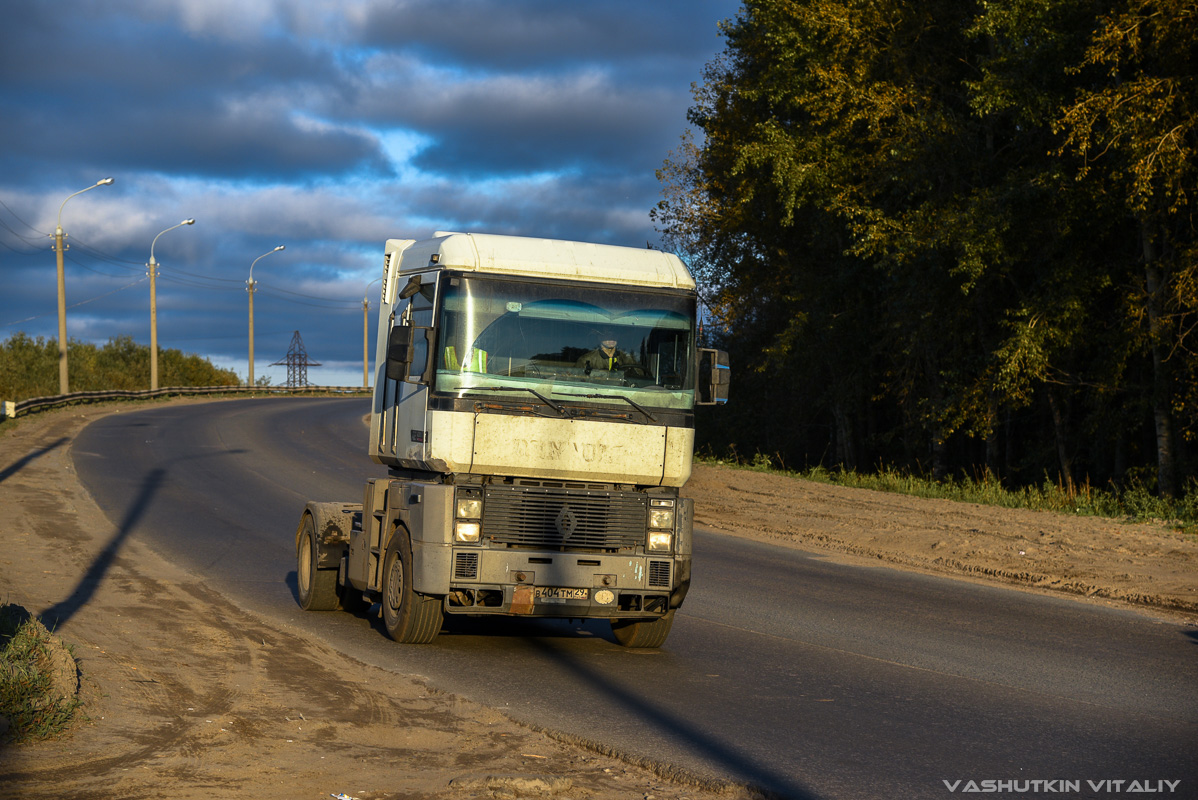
top-left (685, 464), bottom-right (1198, 616)
top-left (0, 400), bottom-right (1195, 800)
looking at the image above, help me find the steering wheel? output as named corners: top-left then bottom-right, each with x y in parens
top-left (619, 364), bottom-right (653, 379)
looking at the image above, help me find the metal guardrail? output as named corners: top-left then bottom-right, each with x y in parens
top-left (1, 385), bottom-right (370, 420)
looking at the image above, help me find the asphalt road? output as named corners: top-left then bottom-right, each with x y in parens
top-left (72, 397), bottom-right (1198, 800)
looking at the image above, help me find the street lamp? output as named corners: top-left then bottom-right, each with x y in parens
top-left (246, 245), bottom-right (285, 386)
top-left (147, 218), bottom-right (196, 390)
top-left (363, 277), bottom-right (382, 389)
top-left (54, 177), bottom-right (114, 394)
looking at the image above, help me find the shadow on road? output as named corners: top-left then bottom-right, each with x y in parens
top-left (292, 588), bottom-right (816, 797)
top-left (0, 437), bottom-right (68, 485)
top-left (341, 605), bottom-right (819, 799)
top-left (521, 634), bottom-right (821, 800)
top-left (41, 467), bottom-right (166, 630)
top-left (43, 422), bottom-right (252, 630)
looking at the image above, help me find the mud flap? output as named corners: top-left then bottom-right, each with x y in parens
top-left (300, 502), bottom-right (361, 570)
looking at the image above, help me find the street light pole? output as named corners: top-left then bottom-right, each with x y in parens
top-left (54, 177), bottom-right (114, 394)
top-left (247, 245), bottom-right (285, 386)
top-left (147, 218), bottom-right (195, 390)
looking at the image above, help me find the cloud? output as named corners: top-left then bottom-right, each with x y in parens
top-left (392, 170), bottom-right (663, 245)
top-left (0, 3), bottom-right (383, 183)
top-left (0, 0), bottom-right (741, 378)
top-left (341, 59), bottom-right (682, 177)
top-left (354, 0), bottom-right (732, 74)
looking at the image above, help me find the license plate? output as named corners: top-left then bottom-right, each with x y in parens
top-left (533, 586), bottom-right (589, 602)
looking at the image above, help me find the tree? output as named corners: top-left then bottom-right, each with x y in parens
top-left (1052, 0), bottom-right (1198, 496)
top-left (660, 0), bottom-right (1195, 493)
top-left (0, 333), bottom-right (239, 400)
top-left (664, 0), bottom-right (1017, 473)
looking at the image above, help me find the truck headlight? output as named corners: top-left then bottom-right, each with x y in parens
top-left (456, 497), bottom-right (482, 519)
top-left (648, 531), bottom-right (673, 552)
top-left (648, 498), bottom-right (675, 530)
top-left (648, 508), bottom-right (675, 529)
top-left (454, 520), bottom-right (481, 543)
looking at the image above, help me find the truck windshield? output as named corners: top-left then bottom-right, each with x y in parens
top-left (434, 275), bottom-right (696, 411)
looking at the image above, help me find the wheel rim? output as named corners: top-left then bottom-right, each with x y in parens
top-left (386, 556), bottom-right (404, 616)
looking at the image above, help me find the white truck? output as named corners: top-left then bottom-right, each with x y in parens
top-left (296, 232), bottom-right (729, 647)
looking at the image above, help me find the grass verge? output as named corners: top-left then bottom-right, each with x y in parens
top-left (0, 603), bottom-right (83, 744)
top-left (697, 451), bottom-right (1198, 533)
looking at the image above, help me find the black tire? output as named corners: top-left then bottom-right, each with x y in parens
top-left (337, 578), bottom-right (371, 615)
top-left (297, 514), bottom-right (339, 611)
top-left (611, 609), bottom-right (675, 648)
top-left (381, 530), bottom-right (443, 644)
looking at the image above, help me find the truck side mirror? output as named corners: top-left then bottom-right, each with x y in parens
top-left (398, 275), bottom-right (422, 300)
top-left (385, 325), bottom-right (414, 382)
top-left (697, 348), bottom-right (730, 405)
top-left (385, 324), bottom-right (435, 384)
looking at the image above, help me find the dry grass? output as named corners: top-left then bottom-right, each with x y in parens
top-left (0, 603), bottom-right (83, 743)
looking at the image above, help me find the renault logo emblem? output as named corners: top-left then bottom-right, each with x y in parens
top-left (555, 507), bottom-right (578, 538)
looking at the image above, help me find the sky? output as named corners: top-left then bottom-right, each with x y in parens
top-left (0, 0), bottom-right (740, 388)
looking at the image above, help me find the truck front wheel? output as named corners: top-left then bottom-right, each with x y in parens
top-left (297, 514), bottom-right (339, 611)
top-left (382, 531), bottom-right (443, 644)
top-left (611, 609), bottom-right (675, 648)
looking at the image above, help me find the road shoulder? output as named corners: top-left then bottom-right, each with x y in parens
top-left (684, 463), bottom-right (1198, 619)
top-left (0, 402), bottom-right (746, 800)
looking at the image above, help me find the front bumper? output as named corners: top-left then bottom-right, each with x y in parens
top-left (443, 546), bottom-right (690, 618)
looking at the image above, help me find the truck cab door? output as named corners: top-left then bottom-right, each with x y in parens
top-left (375, 271), bottom-right (439, 468)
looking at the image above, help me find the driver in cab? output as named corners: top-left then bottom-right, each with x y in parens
top-left (576, 330), bottom-right (638, 374)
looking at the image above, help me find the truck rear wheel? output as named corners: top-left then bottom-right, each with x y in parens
top-left (611, 609), bottom-right (675, 648)
top-left (297, 514), bottom-right (339, 611)
top-left (382, 531), bottom-right (443, 644)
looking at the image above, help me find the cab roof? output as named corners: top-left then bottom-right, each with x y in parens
top-left (386, 232), bottom-right (696, 291)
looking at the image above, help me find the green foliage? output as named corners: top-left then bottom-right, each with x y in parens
top-left (0, 604), bottom-right (83, 743)
top-left (669, 0), bottom-right (1196, 497)
top-left (0, 333), bottom-right (239, 401)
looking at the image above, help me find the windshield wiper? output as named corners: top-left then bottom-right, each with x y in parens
top-left (557, 393), bottom-right (657, 423)
top-left (462, 386), bottom-right (567, 417)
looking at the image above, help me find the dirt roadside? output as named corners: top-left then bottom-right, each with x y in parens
top-left (0, 400), bottom-right (1195, 800)
top-left (685, 464), bottom-right (1198, 617)
top-left (0, 401), bottom-right (737, 800)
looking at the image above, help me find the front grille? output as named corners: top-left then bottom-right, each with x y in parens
top-left (513, 478), bottom-right (611, 491)
top-left (454, 551), bottom-right (479, 579)
top-left (483, 485), bottom-right (645, 551)
top-left (648, 560), bottom-right (672, 588)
